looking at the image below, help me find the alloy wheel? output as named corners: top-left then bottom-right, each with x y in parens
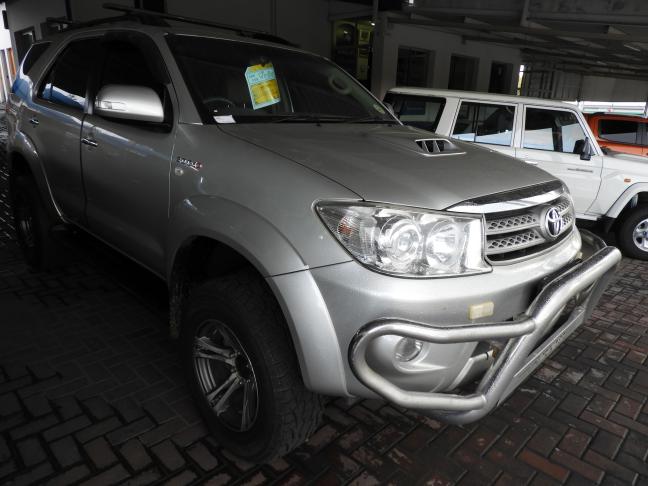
top-left (193, 320), bottom-right (259, 432)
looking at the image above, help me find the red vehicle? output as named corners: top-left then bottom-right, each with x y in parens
top-left (586, 113), bottom-right (648, 156)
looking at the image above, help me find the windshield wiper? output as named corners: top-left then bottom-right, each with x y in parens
top-left (270, 114), bottom-right (349, 123)
top-left (342, 115), bottom-right (398, 124)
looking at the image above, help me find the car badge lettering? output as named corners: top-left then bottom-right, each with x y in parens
top-left (176, 156), bottom-right (203, 171)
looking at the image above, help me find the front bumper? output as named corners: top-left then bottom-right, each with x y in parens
top-left (348, 231), bottom-right (621, 424)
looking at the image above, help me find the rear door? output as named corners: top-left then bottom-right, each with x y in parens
top-left (22, 37), bottom-right (101, 221)
top-left (515, 106), bottom-right (602, 214)
top-left (80, 33), bottom-right (176, 274)
top-left (450, 100), bottom-right (517, 158)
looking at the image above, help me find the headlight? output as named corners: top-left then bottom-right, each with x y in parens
top-left (316, 202), bottom-right (490, 277)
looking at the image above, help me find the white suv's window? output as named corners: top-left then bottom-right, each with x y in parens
top-left (524, 108), bottom-right (586, 153)
top-left (452, 101), bottom-right (515, 146)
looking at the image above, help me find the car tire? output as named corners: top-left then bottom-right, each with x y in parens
top-left (10, 174), bottom-right (61, 270)
top-left (180, 269), bottom-right (323, 463)
top-left (616, 204), bottom-right (648, 260)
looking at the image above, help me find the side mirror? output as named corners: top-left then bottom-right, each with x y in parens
top-left (94, 84), bottom-right (164, 123)
top-left (579, 137), bottom-right (593, 161)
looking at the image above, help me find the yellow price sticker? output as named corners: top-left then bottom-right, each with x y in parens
top-left (245, 63), bottom-right (281, 110)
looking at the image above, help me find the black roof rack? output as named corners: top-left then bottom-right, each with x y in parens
top-left (102, 3), bottom-right (296, 46)
top-left (45, 4), bottom-right (296, 47)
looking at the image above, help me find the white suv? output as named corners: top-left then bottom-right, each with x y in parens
top-left (385, 87), bottom-right (648, 260)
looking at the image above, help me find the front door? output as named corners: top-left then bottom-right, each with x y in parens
top-left (81, 34), bottom-right (175, 274)
top-left (24, 37), bottom-right (101, 221)
top-left (515, 106), bottom-right (603, 215)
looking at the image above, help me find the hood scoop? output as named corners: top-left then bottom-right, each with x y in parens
top-left (416, 138), bottom-right (465, 156)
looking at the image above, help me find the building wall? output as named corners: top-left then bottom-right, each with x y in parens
top-left (372, 18), bottom-right (522, 99)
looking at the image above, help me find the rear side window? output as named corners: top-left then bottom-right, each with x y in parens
top-left (452, 101), bottom-right (514, 146)
top-left (21, 42), bottom-right (50, 75)
top-left (523, 108), bottom-right (586, 153)
top-left (384, 93), bottom-right (445, 132)
top-left (598, 119), bottom-right (639, 144)
top-left (38, 38), bottom-right (100, 111)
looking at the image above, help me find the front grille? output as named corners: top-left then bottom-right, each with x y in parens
top-left (450, 182), bottom-right (576, 263)
top-left (484, 195), bottom-right (574, 262)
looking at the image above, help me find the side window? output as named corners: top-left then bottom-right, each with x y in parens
top-left (524, 108), bottom-right (586, 153)
top-left (21, 42), bottom-right (51, 75)
top-left (598, 119), bottom-right (639, 145)
top-left (37, 39), bottom-right (99, 111)
top-left (452, 101), bottom-right (514, 146)
top-left (384, 94), bottom-right (445, 132)
top-left (99, 40), bottom-right (163, 99)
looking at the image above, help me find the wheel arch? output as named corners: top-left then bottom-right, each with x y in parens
top-left (603, 184), bottom-right (648, 232)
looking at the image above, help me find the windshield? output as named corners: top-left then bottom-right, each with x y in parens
top-left (167, 35), bottom-right (396, 124)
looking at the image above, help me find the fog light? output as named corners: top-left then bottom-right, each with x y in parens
top-left (394, 338), bottom-right (423, 362)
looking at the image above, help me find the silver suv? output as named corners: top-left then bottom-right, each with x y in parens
top-left (6, 7), bottom-right (621, 463)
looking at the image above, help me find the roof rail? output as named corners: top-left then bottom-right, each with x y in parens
top-left (102, 3), bottom-right (297, 46)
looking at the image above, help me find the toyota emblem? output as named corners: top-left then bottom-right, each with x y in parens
top-left (544, 207), bottom-right (564, 239)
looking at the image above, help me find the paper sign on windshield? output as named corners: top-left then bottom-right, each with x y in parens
top-left (245, 63), bottom-right (281, 110)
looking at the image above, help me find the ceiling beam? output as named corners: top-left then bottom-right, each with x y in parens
top-left (389, 16), bottom-right (648, 43)
top-left (528, 12), bottom-right (648, 27)
top-left (460, 34), bottom-right (645, 59)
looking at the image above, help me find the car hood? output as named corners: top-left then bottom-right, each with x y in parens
top-left (218, 123), bottom-right (557, 209)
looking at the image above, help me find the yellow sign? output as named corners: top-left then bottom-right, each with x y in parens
top-left (245, 63), bottom-right (281, 110)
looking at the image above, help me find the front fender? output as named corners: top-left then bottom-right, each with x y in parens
top-left (166, 195), bottom-right (307, 280)
top-left (605, 182), bottom-right (648, 219)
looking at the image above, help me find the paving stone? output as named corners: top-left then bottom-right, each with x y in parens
top-left (22, 394), bottom-right (52, 418)
top-left (82, 396), bottom-right (114, 421)
top-left (79, 464), bottom-right (130, 486)
top-left (120, 438), bottom-right (153, 471)
top-left (75, 416), bottom-right (122, 444)
top-left (151, 439), bottom-right (186, 471)
top-left (186, 441), bottom-right (219, 471)
top-left (84, 437), bottom-right (118, 469)
top-left (16, 437), bottom-right (47, 467)
top-left (45, 464), bottom-right (91, 486)
top-left (0, 392), bottom-right (20, 416)
top-left (43, 415), bottom-right (92, 442)
top-left (50, 435), bottom-right (82, 468)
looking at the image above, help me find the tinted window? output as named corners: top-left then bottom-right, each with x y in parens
top-left (384, 93), bottom-right (445, 132)
top-left (167, 35), bottom-right (394, 124)
top-left (38, 39), bottom-right (99, 110)
top-left (452, 101), bottom-right (514, 146)
top-left (99, 40), bottom-right (161, 94)
top-left (599, 119), bottom-right (639, 144)
top-left (523, 108), bottom-right (586, 153)
top-left (22, 42), bottom-right (50, 75)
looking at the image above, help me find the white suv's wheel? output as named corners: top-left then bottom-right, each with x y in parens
top-left (617, 205), bottom-right (648, 260)
top-left (180, 270), bottom-right (323, 462)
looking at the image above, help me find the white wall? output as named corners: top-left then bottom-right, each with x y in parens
top-left (372, 17), bottom-right (522, 99)
top-left (6, 0), bottom-right (65, 40)
top-left (580, 76), bottom-right (648, 103)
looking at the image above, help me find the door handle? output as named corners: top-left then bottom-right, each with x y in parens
top-left (524, 160), bottom-right (538, 165)
top-left (567, 167), bottom-right (593, 173)
top-left (81, 137), bottom-right (98, 147)
top-left (28, 117), bottom-right (39, 126)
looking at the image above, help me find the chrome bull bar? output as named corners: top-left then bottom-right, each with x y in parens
top-left (348, 231), bottom-right (622, 424)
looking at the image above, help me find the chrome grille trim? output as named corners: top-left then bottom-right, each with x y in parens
top-left (451, 184), bottom-right (575, 263)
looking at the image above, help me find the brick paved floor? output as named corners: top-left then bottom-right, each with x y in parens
top-left (1, 113), bottom-right (648, 485)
